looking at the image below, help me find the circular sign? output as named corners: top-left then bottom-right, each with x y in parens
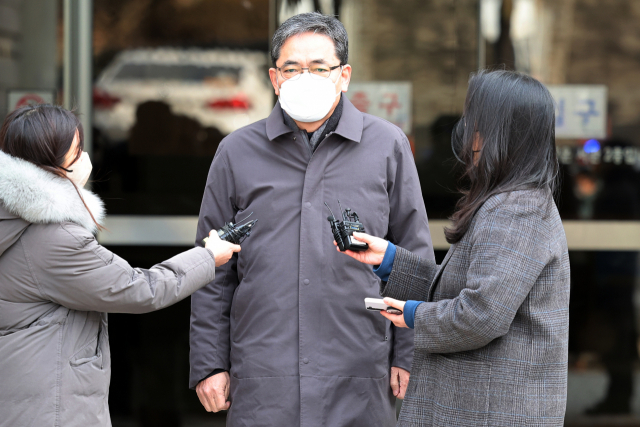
top-left (15, 94), bottom-right (47, 108)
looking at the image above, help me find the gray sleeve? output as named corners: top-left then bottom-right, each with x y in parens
top-left (33, 223), bottom-right (216, 314)
top-left (189, 145), bottom-right (239, 389)
top-left (381, 246), bottom-right (439, 302)
top-left (412, 205), bottom-right (550, 354)
top-left (385, 131), bottom-right (436, 371)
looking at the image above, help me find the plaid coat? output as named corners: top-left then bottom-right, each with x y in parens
top-left (382, 189), bottom-right (570, 427)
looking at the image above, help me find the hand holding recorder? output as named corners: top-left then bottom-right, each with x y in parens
top-left (204, 231), bottom-right (241, 267)
top-left (334, 231), bottom-right (389, 265)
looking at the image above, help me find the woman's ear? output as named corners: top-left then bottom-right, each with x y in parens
top-left (472, 132), bottom-right (483, 165)
top-left (472, 132), bottom-right (482, 151)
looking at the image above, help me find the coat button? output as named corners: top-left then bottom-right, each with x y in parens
top-left (303, 358), bottom-right (309, 364)
top-left (303, 279), bottom-right (310, 285)
top-left (293, 136), bottom-right (297, 140)
top-left (305, 202), bottom-right (311, 208)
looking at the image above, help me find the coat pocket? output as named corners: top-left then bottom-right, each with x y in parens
top-left (69, 321), bottom-right (104, 368)
top-left (431, 355), bottom-right (491, 427)
top-left (69, 353), bottom-right (102, 367)
top-left (69, 338), bottom-right (102, 368)
top-left (65, 336), bottom-right (108, 399)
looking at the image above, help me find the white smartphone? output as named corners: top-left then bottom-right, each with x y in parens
top-left (364, 298), bottom-right (403, 315)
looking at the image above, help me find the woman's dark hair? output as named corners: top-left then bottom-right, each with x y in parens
top-left (0, 104), bottom-right (103, 230)
top-left (445, 70), bottom-right (559, 244)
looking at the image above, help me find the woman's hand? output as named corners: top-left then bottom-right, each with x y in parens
top-left (335, 232), bottom-right (389, 265)
top-left (380, 298), bottom-right (407, 328)
top-left (205, 231), bottom-right (241, 267)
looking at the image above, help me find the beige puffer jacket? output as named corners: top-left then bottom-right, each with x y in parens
top-left (0, 150), bottom-right (216, 427)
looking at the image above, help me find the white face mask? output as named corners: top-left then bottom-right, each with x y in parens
top-left (278, 72), bottom-right (341, 123)
top-left (66, 151), bottom-right (92, 188)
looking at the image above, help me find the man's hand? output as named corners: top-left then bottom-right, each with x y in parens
top-left (390, 367), bottom-right (410, 399)
top-left (335, 232), bottom-right (388, 265)
top-left (196, 371), bottom-right (231, 412)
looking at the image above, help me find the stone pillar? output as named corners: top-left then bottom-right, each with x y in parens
top-left (0, 0), bottom-right (22, 116)
top-left (342, 0), bottom-right (479, 128)
top-left (19, 0), bottom-right (58, 91)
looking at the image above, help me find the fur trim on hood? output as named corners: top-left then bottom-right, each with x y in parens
top-left (0, 150), bottom-right (105, 234)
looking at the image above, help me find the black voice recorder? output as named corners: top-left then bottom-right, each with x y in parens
top-left (202, 212), bottom-right (257, 245)
top-left (325, 200), bottom-right (369, 252)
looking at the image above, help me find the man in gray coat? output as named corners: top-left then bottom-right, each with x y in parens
top-left (190, 12), bottom-right (434, 426)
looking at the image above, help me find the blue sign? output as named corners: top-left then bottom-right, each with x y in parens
top-left (547, 85), bottom-right (607, 139)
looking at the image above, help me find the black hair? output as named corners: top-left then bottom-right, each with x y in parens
top-left (445, 70), bottom-right (559, 244)
top-left (271, 12), bottom-right (348, 66)
top-left (1, 104), bottom-right (103, 230)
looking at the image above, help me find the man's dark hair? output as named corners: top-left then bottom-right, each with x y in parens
top-left (445, 69), bottom-right (559, 244)
top-left (271, 12), bottom-right (348, 66)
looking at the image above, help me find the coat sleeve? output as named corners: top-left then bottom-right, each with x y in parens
top-left (380, 246), bottom-right (439, 302)
top-left (189, 144), bottom-right (238, 389)
top-left (385, 130), bottom-right (436, 371)
top-left (32, 223), bottom-right (216, 314)
top-left (411, 204), bottom-right (551, 354)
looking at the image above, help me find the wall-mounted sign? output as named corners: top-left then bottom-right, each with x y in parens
top-left (557, 144), bottom-right (640, 166)
top-left (547, 85), bottom-right (607, 139)
top-left (8, 90), bottom-right (56, 112)
top-left (346, 82), bottom-right (412, 134)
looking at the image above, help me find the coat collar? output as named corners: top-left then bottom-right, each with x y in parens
top-left (0, 150), bottom-right (105, 234)
top-left (266, 95), bottom-right (363, 143)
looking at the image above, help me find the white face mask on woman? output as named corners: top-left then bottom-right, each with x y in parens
top-left (278, 72), bottom-right (341, 123)
top-left (66, 151), bottom-right (92, 188)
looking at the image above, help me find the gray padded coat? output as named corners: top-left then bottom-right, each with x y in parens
top-left (0, 150), bottom-right (216, 427)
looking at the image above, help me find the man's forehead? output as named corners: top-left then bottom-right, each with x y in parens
top-left (278, 32), bottom-right (338, 64)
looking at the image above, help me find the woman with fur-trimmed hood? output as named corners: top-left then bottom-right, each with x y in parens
top-left (0, 104), bottom-right (240, 427)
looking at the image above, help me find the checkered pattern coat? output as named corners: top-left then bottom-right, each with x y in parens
top-left (382, 189), bottom-right (570, 427)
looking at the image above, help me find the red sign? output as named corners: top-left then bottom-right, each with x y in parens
top-left (8, 90), bottom-right (56, 111)
top-left (379, 93), bottom-right (401, 116)
top-left (15, 94), bottom-right (47, 108)
top-left (350, 91), bottom-right (371, 113)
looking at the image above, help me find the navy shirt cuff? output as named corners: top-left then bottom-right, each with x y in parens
top-left (372, 242), bottom-right (396, 281)
top-left (403, 300), bottom-right (423, 329)
top-left (199, 369), bottom-right (227, 384)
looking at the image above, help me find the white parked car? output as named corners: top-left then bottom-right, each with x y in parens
top-left (93, 48), bottom-right (274, 141)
